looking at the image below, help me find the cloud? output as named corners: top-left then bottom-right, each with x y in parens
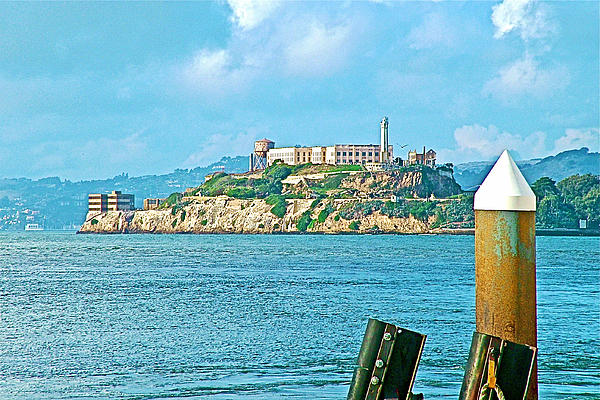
top-left (227, 0), bottom-right (281, 31)
top-left (178, 4), bottom-right (364, 94)
top-left (437, 124), bottom-right (547, 163)
top-left (552, 128), bottom-right (600, 154)
top-left (180, 49), bottom-right (257, 95)
top-left (491, 0), bottom-right (554, 41)
top-left (438, 124), bottom-right (600, 164)
top-left (183, 131), bottom-right (256, 168)
top-left (407, 13), bottom-right (457, 50)
top-left (284, 21), bottom-right (353, 77)
top-left (483, 54), bottom-right (569, 101)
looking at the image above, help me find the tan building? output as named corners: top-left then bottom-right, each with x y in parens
top-left (143, 198), bottom-right (165, 210)
top-left (88, 191), bottom-right (135, 213)
top-left (408, 147), bottom-right (436, 167)
top-left (88, 193), bottom-right (108, 213)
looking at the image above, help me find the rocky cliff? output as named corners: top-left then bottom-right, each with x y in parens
top-left (79, 197), bottom-right (431, 234)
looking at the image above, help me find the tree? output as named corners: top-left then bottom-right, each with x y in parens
top-left (531, 177), bottom-right (559, 202)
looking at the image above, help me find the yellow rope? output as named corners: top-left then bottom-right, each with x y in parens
top-left (478, 383), bottom-right (506, 400)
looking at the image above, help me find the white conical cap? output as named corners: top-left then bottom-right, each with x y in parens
top-left (474, 150), bottom-right (536, 211)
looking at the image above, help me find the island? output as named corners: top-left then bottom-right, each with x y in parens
top-left (79, 162), bottom-right (477, 234)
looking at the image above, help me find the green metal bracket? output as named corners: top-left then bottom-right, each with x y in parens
top-left (348, 318), bottom-right (427, 400)
top-left (458, 332), bottom-right (537, 400)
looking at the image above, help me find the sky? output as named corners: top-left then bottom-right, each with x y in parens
top-left (0, 0), bottom-right (598, 180)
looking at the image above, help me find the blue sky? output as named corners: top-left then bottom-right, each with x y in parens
top-left (0, 0), bottom-right (598, 180)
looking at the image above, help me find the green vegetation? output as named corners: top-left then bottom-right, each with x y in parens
top-left (193, 163), bottom-right (291, 198)
top-left (161, 192), bottom-right (183, 208)
top-left (339, 200), bottom-right (383, 220)
top-left (322, 164), bottom-right (363, 173)
top-left (91, 218), bottom-right (98, 225)
top-left (265, 194), bottom-right (287, 218)
top-left (296, 211), bottom-right (313, 232)
top-left (180, 210), bottom-right (186, 222)
top-left (226, 187), bottom-right (256, 199)
top-left (258, 223), bottom-right (265, 229)
top-left (317, 204), bottom-right (334, 223)
top-left (532, 174), bottom-right (599, 228)
top-left (201, 219), bottom-right (208, 226)
top-left (310, 173), bottom-right (349, 196)
top-left (334, 215), bottom-right (340, 221)
top-left (430, 194), bottom-right (474, 229)
top-left (405, 201), bottom-right (438, 222)
top-left (432, 175), bottom-right (600, 229)
top-left (349, 221), bottom-right (361, 230)
top-left (264, 162), bottom-right (292, 181)
top-left (171, 219), bottom-right (177, 228)
top-left (380, 201), bottom-right (408, 218)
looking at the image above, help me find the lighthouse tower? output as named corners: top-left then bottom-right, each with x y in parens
top-left (380, 116), bottom-right (389, 163)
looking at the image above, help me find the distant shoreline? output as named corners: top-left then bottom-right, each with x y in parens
top-left (76, 228), bottom-right (599, 237)
top-left (439, 228), bottom-right (599, 237)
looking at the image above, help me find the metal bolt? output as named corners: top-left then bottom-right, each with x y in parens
top-left (370, 376), bottom-right (380, 385)
top-left (383, 332), bottom-right (392, 341)
top-left (375, 359), bottom-right (384, 368)
top-left (397, 328), bottom-right (403, 334)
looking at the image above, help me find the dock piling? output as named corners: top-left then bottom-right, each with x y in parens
top-left (473, 150), bottom-right (538, 399)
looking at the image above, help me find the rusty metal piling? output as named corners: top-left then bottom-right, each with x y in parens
top-left (473, 150), bottom-right (538, 399)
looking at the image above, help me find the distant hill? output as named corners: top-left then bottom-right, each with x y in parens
top-left (454, 148), bottom-right (599, 190)
top-left (0, 156), bottom-right (249, 230)
top-left (2, 147), bottom-right (598, 230)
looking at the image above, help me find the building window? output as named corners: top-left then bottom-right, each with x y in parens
top-left (337, 152), bottom-right (341, 156)
top-left (362, 152), bottom-right (366, 156)
top-left (375, 152), bottom-right (379, 156)
top-left (369, 152), bottom-right (372, 156)
top-left (342, 152), bottom-right (346, 156)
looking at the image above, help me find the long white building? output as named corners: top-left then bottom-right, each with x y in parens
top-left (266, 144), bottom-right (393, 166)
top-left (265, 117), bottom-right (393, 167)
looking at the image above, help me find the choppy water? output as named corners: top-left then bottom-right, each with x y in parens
top-left (0, 232), bottom-right (598, 399)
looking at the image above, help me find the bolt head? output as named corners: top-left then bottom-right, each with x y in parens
top-left (370, 376), bottom-right (380, 385)
top-left (383, 332), bottom-right (392, 341)
top-left (397, 328), bottom-right (403, 334)
top-left (375, 359), bottom-right (384, 368)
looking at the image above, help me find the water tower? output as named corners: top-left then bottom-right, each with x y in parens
top-left (249, 138), bottom-right (274, 172)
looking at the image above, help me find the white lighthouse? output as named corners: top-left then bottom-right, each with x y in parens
top-left (380, 116), bottom-right (389, 163)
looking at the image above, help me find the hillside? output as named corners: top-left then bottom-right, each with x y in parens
top-left (80, 163), bottom-right (471, 234)
top-left (0, 156), bottom-right (248, 230)
top-left (454, 148), bottom-right (599, 190)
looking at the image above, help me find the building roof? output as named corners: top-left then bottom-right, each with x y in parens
top-left (256, 138), bottom-right (274, 143)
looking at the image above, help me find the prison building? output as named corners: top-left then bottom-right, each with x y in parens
top-left (266, 144), bottom-right (393, 167)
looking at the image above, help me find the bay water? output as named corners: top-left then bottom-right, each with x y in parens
top-left (0, 233), bottom-right (598, 399)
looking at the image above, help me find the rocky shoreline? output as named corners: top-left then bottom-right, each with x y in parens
top-left (79, 197), bottom-right (434, 234)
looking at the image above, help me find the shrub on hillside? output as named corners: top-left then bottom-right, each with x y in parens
top-left (226, 187), bottom-right (256, 199)
top-left (266, 194), bottom-right (287, 218)
top-left (296, 211), bottom-right (313, 232)
top-left (317, 204), bottom-right (334, 223)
